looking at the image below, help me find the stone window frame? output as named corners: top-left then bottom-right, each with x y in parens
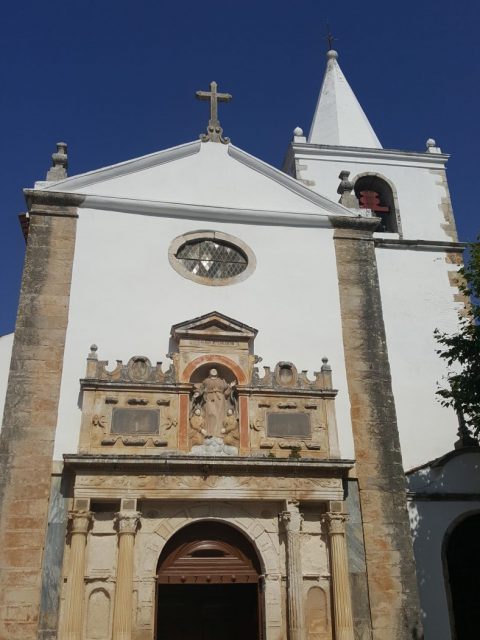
top-left (352, 171), bottom-right (403, 237)
top-left (168, 230), bottom-right (257, 286)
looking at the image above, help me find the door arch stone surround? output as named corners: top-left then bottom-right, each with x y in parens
top-left (134, 501), bottom-right (284, 639)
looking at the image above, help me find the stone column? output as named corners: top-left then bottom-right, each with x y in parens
top-left (112, 512), bottom-right (140, 640)
top-left (323, 512), bottom-right (354, 640)
top-left (0, 195), bottom-right (81, 640)
top-left (331, 215), bottom-right (422, 639)
top-left (279, 500), bottom-right (305, 640)
top-left (62, 510), bottom-right (92, 640)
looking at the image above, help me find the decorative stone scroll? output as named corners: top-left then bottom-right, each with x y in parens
top-left (85, 346), bottom-right (175, 384)
top-left (252, 357), bottom-right (333, 391)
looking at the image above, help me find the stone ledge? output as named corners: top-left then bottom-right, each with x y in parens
top-left (374, 237), bottom-right (466, 251)
top-left (64, 453), bottom-right (354, 475)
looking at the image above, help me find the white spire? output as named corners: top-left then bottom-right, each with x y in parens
top-left (308, 50), bottom-right (382, 148)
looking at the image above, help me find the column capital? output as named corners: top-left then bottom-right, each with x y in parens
top-left (330, 214), bottom-right (380, 234)
top-left (323, 512), bottom-right (348, 535)
top-left (68, 510), bottom-right (93, 535)
top-left (115, 511), bottom-right (141, 535)
top-left (279, 500), bottom-right (303, 532)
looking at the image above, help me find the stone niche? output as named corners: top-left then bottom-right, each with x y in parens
top-left (78, 311), bottom-right (340, 458)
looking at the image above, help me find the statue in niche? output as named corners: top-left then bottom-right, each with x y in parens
top-left (222, 409), bottom-right (239, 447)
top-left (192, 369), bottom-right (236, 438)
top-left (190, 408), bottom-right (207, 446)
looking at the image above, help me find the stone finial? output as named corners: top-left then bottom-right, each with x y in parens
top-left (426, 138), bottom-right (442, 154)
top-left (320, 357), bottom-right (332, 388)
top-left (337, 170), bottom-right (359, 208)
top-left (46, 142), bottom-right (68, 181)
top-left (327, 49), bottom-right (339, 60)
top-left (86, 344), bottom-right (98, 378)
top-left (293, 126), bottom-right (306, 143)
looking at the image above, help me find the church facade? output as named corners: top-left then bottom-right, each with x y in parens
top-left (0, 51), bottom-right (465, 639)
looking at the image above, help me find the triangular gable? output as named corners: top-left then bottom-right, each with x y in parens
top-left (171, 311), bottom-right (257, 343)
top-left (37, 140), bottom-right (353, 218)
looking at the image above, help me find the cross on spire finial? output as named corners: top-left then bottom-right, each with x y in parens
top-left (325, 23), bottom-right (335, 51)
top-left (195, 81), bottom-right (232, 144)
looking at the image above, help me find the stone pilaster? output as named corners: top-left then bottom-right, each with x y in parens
top-left (331, 215), bottom-right (422, 639)
top-left (0, 193), bottom-right (82, 639)
top-left (279, 500), bottom-right (305, 640)
top-left (112, 512), bottom-right (140, 640)
top-left (323, 512), bottom-right (354, 640)
top-left (62, 511), bottom-right (92, 640)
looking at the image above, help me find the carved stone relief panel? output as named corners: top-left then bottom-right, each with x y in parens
top-left (80, 388), bottom-right (179, 453)
top-left (78, 317), bottom-right (340, 459)
top-left (248, 395), bottom-right (329, 458)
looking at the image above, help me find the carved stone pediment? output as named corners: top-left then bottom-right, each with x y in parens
top-left (171, 311), bottom-right (257, 352)
top-left (170, 312), bottom-right (259, 387)
top-left (171, 311), bottom-right (258, 340)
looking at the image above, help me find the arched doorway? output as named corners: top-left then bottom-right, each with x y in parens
top-left (445, 512), bottom-right (480, 639)
top-left (156, 521), bottom-right (263, 640)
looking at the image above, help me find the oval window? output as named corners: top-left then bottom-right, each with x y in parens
top-left (169, 231), bottom-right (256, 286)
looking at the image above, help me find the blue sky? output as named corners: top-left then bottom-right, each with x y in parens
top-left (1, 0), bottom-right (478, 335)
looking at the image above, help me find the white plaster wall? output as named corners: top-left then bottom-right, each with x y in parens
top-left (376, 247), bottom-right (461, 469)
top-left (54, 209), bottom-right (353, 459)
top-left (296, 154), bottom-right (454, 241)
top-left (0, 333), bottom-right (14, 430)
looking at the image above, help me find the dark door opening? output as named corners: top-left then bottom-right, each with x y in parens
top-left (446, 513), bottom-right (480, 639)
top-left (156, 520), bottom-right (263, 640)
top-left (157, 583), bottom-right (259, 640)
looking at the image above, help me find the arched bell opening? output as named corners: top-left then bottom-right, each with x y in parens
top-left (444, 511), bottom-right (480, 639)
top-left (354, 173), bottom-right (399, 233)
top-left (156, 520), bottom-right (264, 640)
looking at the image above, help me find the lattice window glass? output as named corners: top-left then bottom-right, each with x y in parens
top-left (175, 239), bottom-right (248, 279)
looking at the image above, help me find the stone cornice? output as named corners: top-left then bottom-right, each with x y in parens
top-left (330, 215), bottom-right (381, 234)
top-left (24, 189), bottom-right (85, 211)
top-left (38, 140), bottom-right (202, 192)
top-left (50, 193), bottom-right (345, 228)
top-left (286, 142), bottom-right (450, 169)
top-left (228, 145), bottom-right (352, 216)
top-left (64, 453), bottom-right (354, 475)
top-left (374, 238), bottom-right (466, 252)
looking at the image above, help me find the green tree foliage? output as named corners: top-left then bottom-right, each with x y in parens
top-left (435, 238), bottom-right (480, 443)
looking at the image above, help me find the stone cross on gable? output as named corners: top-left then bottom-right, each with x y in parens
top-left (196, 80), bottom-right (232, 144)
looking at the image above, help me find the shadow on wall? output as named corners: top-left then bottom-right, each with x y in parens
top-left (406, 448), bottom-right (480, 640)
